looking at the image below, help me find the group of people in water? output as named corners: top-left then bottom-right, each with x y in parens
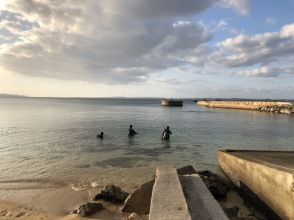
top-left (96, 125), bottom-right (172, 141)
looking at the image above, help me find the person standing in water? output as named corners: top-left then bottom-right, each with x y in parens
top-left (97, 132), bottom-right (104, 139)
top-left (161, 126), bottom-right (172, 140)
top-left (128, 125), bottom-right (138, 137)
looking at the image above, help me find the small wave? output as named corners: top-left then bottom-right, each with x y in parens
top-left (91, 182), bottom-right (100, 188)
top-left (70, 181), bottom-right (102, 191)
top-left (71, 184), bottom-right (88, 191)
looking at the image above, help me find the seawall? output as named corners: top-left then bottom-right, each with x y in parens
top-left (197, 101), bottom-right (293, 115)
top-left (218, 150), bottom-right (294, 219)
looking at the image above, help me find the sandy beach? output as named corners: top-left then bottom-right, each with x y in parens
top-left (0, 199), bottom-right (57, 220)
top-left (0, 184), bottom-right (126, 220)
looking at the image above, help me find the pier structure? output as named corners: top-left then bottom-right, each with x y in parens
top-left (148, 166), bottom-right (228, 220)
top-left (197, 100), bottom-right (293, 115)
top-left (198, 100), bottom-right (292, 110)
top-left (161, 98), bottom-right (183, 107)
top-left (218, 150), bottom-right (294, 219)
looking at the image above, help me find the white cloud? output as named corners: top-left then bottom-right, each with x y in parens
top-left (0, 0), bottom-right (218, 84)
top-left (265, 17), bottom-right (277, 25)
top-left (0, 0), bottom-right (281, 86)
top-left (219, 23), bottom-right (294, 67)
top-left (238, 66), bottom-right (279, 77)
top-left (217, 20), bottom-right (229, 29)
top-left (220, 0), bottom-right (251, 15)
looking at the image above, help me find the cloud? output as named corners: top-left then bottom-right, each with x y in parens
top-left (217, 20), bottom-right (229, 29)
top-left (0, 0), bottom-right (254, 85)
top-left (265, 17), bottom-right (277, 25)
top-left (0, 0), bottom-right (220, 84)
top-left (220, 0), bottom-right (251, 15)
top-left (238, 66), bottom-right (281, 77)
top-left (219, 23), bottom-right (294, 67)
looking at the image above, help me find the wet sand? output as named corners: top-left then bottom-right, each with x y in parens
top-left (0, 199), bottom-right (57, 220)
top-left (0, 184), bottom-right (125, 220)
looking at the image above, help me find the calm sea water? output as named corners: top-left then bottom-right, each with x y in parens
top-left (0, 98), bottom-right (293, 189)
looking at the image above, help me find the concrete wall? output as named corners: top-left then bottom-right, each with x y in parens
top-left (198, 101), bottom-right (292, 110)
top-left (218, 151), bottom-right (294, 220)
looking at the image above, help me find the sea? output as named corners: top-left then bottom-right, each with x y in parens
top-left (0, 98), bottom-right (293, 190)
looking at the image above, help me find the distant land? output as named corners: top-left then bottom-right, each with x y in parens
top-left (0, 94), bottom-right (292, 102)
top-left (0, 93), bottom-right (28, 98)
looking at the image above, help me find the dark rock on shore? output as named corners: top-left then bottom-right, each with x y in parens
top-left (122, 180), bottom-right (154, 215)
top-left (197, 170), bottom-right (230, 199)
top-left (177, 165), bottom-right (197, 175)
top-left (93, 185), bottom-right (129, 204)
top-left (71, 202), bottom-right (104, 217)
top-left (224, 206), bottom-right (239, 219)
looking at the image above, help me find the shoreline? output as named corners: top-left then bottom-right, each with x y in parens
top-left (0, 166), bottom-right (268, 220)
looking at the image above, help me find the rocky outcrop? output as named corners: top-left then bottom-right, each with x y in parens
top-left (197, 170), bottom-right (230, 199)
top-left (223, 206), bottom-right (239, 219)
top-left (71, 202), bottom-right (104, 217)
top-left (122, 180), bottom-right (154, 215)
top-left (93, 185), bottom-right (129, 204)
top-left (258, 106), bottom-right (293, 115)
top-left (177, 165), bottom-right (197, 175)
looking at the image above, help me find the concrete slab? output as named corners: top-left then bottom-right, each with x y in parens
top-left (225, 150), bottom-right (294, 172)
top-left (149, 166), bottom-right (191, 220)
top-left (218, 150), bottom-right (294, 219)
top-left (180, 174), bottom-right (228, 220)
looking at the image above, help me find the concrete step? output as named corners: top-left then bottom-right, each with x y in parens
top-left (149, 166), bottom-right (192, 220)
top-left (149, 166), bottom-right (228, 220)
top-left (180, 174), bottom-right (228, 220)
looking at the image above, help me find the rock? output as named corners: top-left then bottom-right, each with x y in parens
top-left (224, 206), bottom-right (239, 218)
top-left (177, 165), bottom-right (197, 175)
top-left (197, 170), bottom-right (230, 199)
top-left (93, 185), bottom-right (129, 204)
top-left (122, 180), bottom-right (154, 215)
top-left (71, 202), bottom-right (104, 217)
top-left (280, 108), bottom-right (292, 115)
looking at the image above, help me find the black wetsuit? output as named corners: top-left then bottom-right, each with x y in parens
top-left (128, 128), bottom-right (137, 137)
top-left (162, 129), bottom-right (172, 140)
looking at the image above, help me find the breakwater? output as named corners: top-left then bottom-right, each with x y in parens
top-left (197, 101), bottom-right (293, 115)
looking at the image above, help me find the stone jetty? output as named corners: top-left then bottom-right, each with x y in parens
top-left (197, 100), bottom-right (293, 115)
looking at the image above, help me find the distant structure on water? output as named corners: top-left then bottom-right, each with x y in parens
top-left (161, 98), bottom-right (183, 107)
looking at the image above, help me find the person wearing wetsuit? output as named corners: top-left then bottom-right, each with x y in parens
top-left (128, 125), bottom-right (138, 137)
top-left (97, 132), bottom-right (104, 139)
top-left (161, 126), bottom-right (172, 140)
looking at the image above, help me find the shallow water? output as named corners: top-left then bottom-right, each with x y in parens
top-left (0, 98), bottom-right (293, 189)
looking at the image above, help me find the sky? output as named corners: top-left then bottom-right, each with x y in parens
top-left (0, 0), bottom-right (293, 98)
